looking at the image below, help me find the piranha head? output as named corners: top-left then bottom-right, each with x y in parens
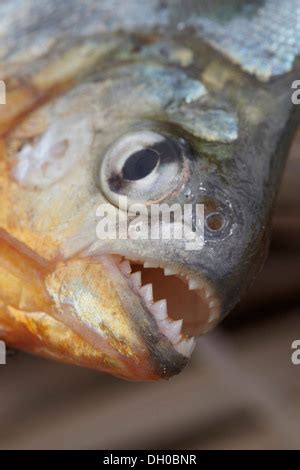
top-left (2, 56), bottom-right (270, 381)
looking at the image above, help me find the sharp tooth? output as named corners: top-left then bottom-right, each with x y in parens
top-left (164, 266), bottom-right (178, 276)
top-left (208, 308), bottom-right (219, 323)
top-left (131, 271), bottom-right (141, 288)
top-left (119, 260), bottom-right (131, 275)
top-left (209, 299), bottom-right (218, 309)
top-left (158, 319), bottom-right (171, 334)
top-left (205, 287), bottom-right (213, 300)
top-left (161, 319), bottom-right (183, 342)
top-left (188, 278), bottom-right (201, 290)
top-left (140, 283), bottom-right (153, 302)
top-left (143, 260), bottom-right (159, 268)
top-left (151, 299), bottom-right (167, 320)
top-left (175, 337), bottom-right (195, 357)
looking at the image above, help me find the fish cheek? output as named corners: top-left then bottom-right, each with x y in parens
top-left (11, 116), bottom-right (94, 189)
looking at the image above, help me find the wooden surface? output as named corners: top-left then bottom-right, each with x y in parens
top-left (0, 311), bottom-right (299, 450)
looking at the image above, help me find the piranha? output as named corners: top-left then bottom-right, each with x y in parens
top-left (0, 0), bottom-right (299, 380)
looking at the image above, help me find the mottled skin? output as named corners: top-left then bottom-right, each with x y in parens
top-left (0, 0), bottom-right (299, 380)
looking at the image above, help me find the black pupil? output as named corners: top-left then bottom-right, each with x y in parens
top-left (122, 148), bottom-right (159, 181)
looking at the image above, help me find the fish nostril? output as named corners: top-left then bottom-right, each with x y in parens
top-left (205, 212), bottom-right (226, 232)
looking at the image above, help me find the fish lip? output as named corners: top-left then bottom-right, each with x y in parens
top-left (82, 248), bottom-right (221, 372)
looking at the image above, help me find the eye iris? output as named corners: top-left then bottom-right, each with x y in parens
top-left (122, 148), bottom-right (159, 181)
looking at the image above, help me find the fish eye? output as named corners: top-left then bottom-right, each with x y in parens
top-left (122, 147), bottom-right (160, 181)
top-left (100, 130), bottom-right (187, 208)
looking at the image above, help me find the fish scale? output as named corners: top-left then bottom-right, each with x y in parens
top-left (2, 0), bottom-right (300, 80)
top-left (188, 0), bottom-right (300, 81)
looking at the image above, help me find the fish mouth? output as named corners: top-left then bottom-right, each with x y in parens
top-left (109, 254), bottom-right (221, 359)
top-left (0, 227), bottom-right (221, 380)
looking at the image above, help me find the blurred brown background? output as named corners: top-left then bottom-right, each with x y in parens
top-left (0, 129), bottom-right (299, 450)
